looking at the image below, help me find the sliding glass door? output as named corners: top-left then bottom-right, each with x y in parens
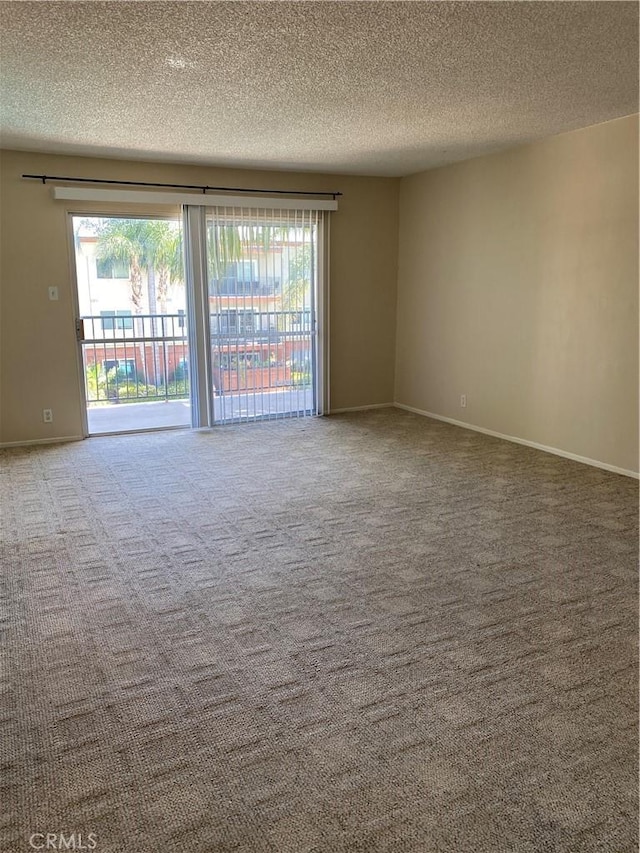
top-left (73, 216), bottom-right (190, 435)
top-left (205, 207), bottom-right (319, 423)
top-left (72, 205), bottom-right (325, 435)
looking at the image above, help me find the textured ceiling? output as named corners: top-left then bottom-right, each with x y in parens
top-left (0, 1), bottom-right (637, 177)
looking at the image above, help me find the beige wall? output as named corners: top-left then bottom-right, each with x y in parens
top-left (395, 115), bottom-right (639, 474)
top-left (0, 150), bottom-right (399, 443)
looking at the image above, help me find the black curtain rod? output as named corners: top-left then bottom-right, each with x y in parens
top-left (22, 174), bottom-right (342, 199)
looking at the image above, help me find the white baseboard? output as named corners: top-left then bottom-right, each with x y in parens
top-left (329, 403), bottom-right (395, 414)
top-left (394, 403), bottom-right (639, 480)
top-left (0, 435), bottom-right (84, 449)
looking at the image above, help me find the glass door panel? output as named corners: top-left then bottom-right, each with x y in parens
top-left (206, 207), bottom-right (318, 424)
top-left (73, 216), bottom-right (190, 434)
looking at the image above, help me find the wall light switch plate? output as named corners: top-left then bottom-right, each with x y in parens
top-left (48, 286), bottom-right (59, 301)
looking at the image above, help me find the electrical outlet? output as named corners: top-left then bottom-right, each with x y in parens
top-left (460, 395), bottom-right (467, 408)
top-left (43, 409), bottom-right (53, 423)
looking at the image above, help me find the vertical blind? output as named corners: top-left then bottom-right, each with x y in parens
top-left (206, 206), bottom-right (320, 424)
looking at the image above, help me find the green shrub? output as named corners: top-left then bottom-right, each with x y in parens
top-left (291, 370), bottom-right (311, 387)
top-left (165, 379), bottom-right (190, 398)
top-left (115, 382), bottom-right (158, 399)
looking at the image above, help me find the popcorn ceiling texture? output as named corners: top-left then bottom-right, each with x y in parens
top-left (0, 1), bottom-right (637, 175)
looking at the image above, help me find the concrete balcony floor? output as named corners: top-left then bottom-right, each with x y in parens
top-left (87, 388), bottom-right (314, 434)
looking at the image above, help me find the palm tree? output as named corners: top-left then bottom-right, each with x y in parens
top-left (94, 218), bottom-right (152, 314)
top-left (207, 221), bottom-right (281, 289)
top-left (96, 217), bottom-right (308, 392)
top-left (145, 221), bottom-right (184, 384)
top-left (278, 240), bottom-right (312, 345)
top-left (146, 221), bottom-right (184, 314)
top-left (95, 218), bottom-right (165, 385)
top-left (94, 218), bottom-right (187, 385)
top-left (207, 221), bottom-right (242, 284)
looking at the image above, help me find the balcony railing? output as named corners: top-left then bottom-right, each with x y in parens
top-left (81, 311), bottom-right (313, 405)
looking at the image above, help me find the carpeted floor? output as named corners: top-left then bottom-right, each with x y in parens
top-left (1, 409), bottom-right (637, 853)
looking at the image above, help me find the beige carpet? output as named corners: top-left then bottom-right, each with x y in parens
top-left (1, 409), bottom-right (637, 853)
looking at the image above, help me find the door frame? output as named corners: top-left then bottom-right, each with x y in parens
top-left (67, 211), bottom-right (90, 438)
